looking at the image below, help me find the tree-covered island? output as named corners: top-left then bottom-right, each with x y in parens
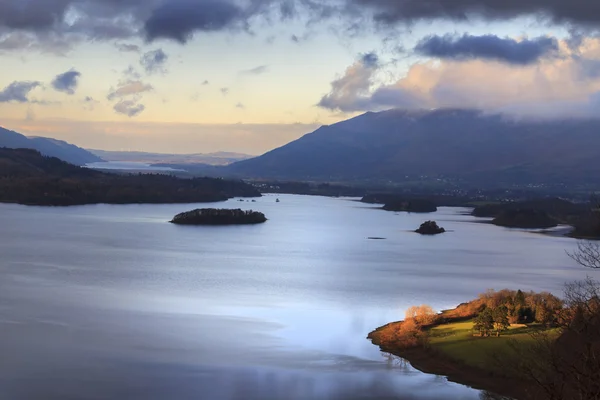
top-left (171, 208), bottom-right (267, 225)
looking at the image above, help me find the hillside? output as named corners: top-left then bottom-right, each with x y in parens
top-left (0, 126), bottom-right (102, 165)
top-left (0, 148), bottom-right (260, 206)
top-left (227, 109), bottom-right (600, 187)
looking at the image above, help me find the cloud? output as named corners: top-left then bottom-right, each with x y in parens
top-left (414, 34), bottom-right (559, 65)
top-left (140, 48), bottom-right (168, 74)
top-left (348, 0), bottom-right (600, 29)
top-left (0, 0), bottom-right (72, 31)
top-left (113, 100), bottom-right (146, 117)
top-left (81, 95), bottom-right (99, 110)
top-left (144, 0), bottom-right (245, 44)
top-left (241, 65), bottom-right (269, 75)
top-left (51, 69), bottom-right (82, 94)
top-left (107, 81), bottom-right (153, 101)
top-left (0, 31), bottom-right (73, 54)
top-left (0, 81), bottom-right (41, 103)
top-left (1, 0), bottom-right (600, 52)
top-left (317, 37), bottom-right (600, 118)
top-left (318, 52), bottom-right (383, 112)
top-left (116, 43), bottom-right (141, 53)
top-left (123, 65), bottom-right (142, 80)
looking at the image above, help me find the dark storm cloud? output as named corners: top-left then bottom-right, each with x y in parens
top-left (414, 34), bottom-right (559, 65)
top-left (143, 0), bottom-right (245, 43)
top-left (0, 81), bottom-right (41, 102)
top-left (52, 69), bottom-right (82, 94)
top-left (2, 0), bottom-right (600, 49)
top-left (351, 0), bottom-right (600, 28)
top-left (0, 0), bottom-right (71, 31)
top-left (140, 48), bottom-right (168, 74)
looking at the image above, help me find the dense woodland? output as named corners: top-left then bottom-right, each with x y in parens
top-left (472, 198), bottom-right (600, 237)
top-left (0, 148), bottom-right (260, 206)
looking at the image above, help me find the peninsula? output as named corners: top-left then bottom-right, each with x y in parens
top-left (0, 148), bottom-right (260, 206)
top-left (368, 289), bottom-right (566, 399)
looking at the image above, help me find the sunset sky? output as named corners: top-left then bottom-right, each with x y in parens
top-left (1, 0), bottom-right (600, 154)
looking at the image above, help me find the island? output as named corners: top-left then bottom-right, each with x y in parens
top-left (170, 208), bottom-right (267, 225)
top-left (367, 288), bottom-right (592, 400)
top-left (383, 199), bottom-right (437, 213)
top-left (415, 221), bottom-right (445, 235)
top-left (492, 209), bottom-right (558, 229)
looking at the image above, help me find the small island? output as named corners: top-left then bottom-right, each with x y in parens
top-left (492, 209), bottom-right (558, 229)
top-left (170, 208), bottom-right (267, 225)
top-left (415, 221), bottom-right (445, 235)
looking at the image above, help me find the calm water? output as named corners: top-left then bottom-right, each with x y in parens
top-left (85, 161), bottom-right (184, 172)
top-left (0, 195), bottom-right (588, 400)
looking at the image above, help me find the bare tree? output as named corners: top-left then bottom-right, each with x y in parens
top-left (568, 240), bottom-right (600, 269)
top-left (491, 278), bottom-right (600, 400)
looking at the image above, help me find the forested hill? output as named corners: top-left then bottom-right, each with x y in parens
top-left (227, 108), bottom-right (600, 187)
top-left (0, 126), bottom-right (102, 165)
top-left (0, 148), bottom-right (260, 206)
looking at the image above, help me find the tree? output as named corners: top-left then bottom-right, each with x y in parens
top-left (492, 279), bottom-right (600, 400)
top-left (405, 304), bottom-right (437, 325)
top-left (568, 240), bottom-right (600, 269)
top-left (492, 306), bottom-right (510, 336)
top-left (474, 308), bottom-right (494, 337)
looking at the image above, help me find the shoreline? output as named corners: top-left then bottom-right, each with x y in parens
top-left (367, 311), bottom-right (544, 400)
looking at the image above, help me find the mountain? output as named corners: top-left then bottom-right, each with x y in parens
top-left (0, 126), bottom-right (102, 165)
top-left (227, 109), bottom-right (600, 187)
top-left (88, 149), bottom-right (253, 166)
top-left (0, 148), bottom-right (260, 206)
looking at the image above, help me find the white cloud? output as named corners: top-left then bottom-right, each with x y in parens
top-left (319, 37), bottom-right (600, 118)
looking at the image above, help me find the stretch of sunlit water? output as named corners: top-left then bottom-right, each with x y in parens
top-left (0, 194), bottom-right (586, 400)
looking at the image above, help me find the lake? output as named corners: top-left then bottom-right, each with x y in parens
top-left (85, 161), bottom-right (185, 172)
top-left (0, 194), bottom-right (588, 400)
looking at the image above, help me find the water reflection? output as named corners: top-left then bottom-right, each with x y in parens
top-left (0, 195), bottom-right (585, 399)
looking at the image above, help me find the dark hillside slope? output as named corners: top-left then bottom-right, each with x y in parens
top-left (0, 148), bottom-right (259, 206)
top-left (0, 126), bottom-right (101, 165)
top-left (227, 109), bottom-right (600, 186)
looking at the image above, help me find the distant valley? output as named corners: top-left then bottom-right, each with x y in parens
top-left (89, 149), bottom-right (254, 166)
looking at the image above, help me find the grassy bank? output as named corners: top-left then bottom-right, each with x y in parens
top-left (428, 320), bottom-right (559, 371)
top-left (368, 303), bottom-right (560, 399)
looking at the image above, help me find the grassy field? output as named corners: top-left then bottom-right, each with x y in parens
top-left (427, 320), bottom-right (560, 371)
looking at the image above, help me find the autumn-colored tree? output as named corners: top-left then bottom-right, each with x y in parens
top-left (405, 304), bottom-right (437, 325)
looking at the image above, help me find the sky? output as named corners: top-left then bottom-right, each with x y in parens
top-left (1, 0), bottom-right (600, 154)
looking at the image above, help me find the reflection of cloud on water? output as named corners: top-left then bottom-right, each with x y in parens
top-left (0, 359), bottom-right (475, 400)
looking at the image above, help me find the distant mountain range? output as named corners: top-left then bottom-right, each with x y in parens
top-left (89, 149), bottom-right (253, 166)
top-left (226, 108), bottom-right (600, 187)
top-left (0, 126), bottom-right (102, 166)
